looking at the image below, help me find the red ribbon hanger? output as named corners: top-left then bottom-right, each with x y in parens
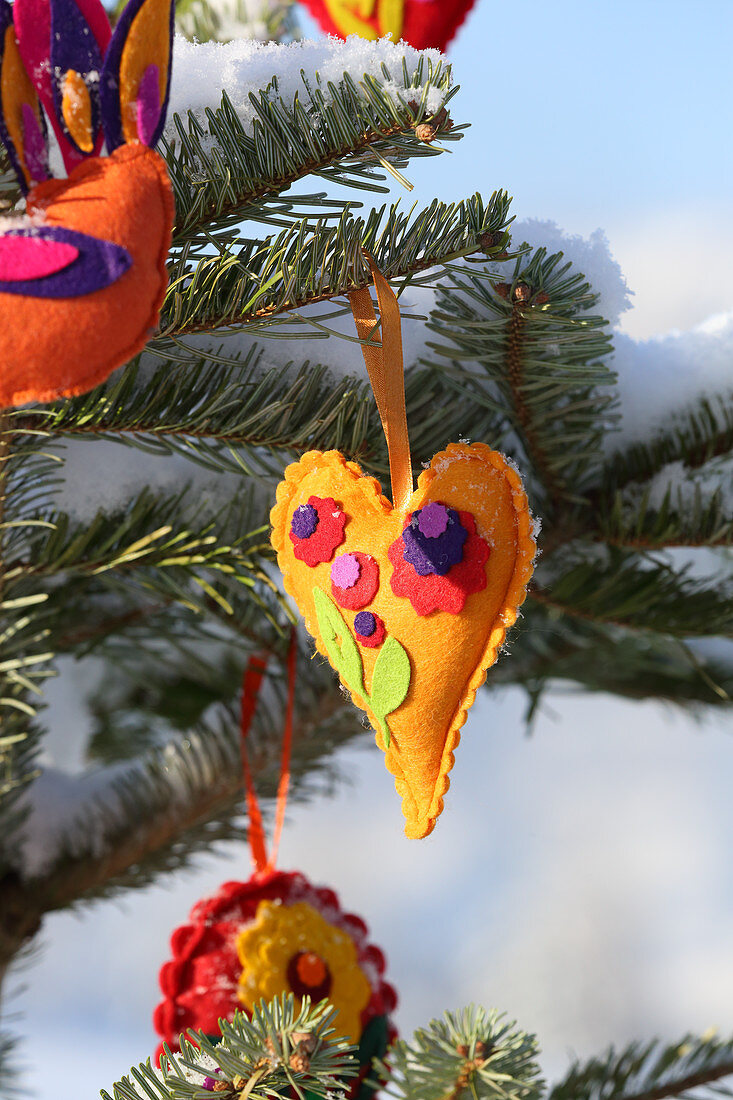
top-left (240, 633), bottom-right (297, 875)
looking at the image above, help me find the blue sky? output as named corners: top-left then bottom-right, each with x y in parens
top-left (11, 2), bottom-right (733, 1096)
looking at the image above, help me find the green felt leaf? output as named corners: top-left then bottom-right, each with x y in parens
top-left (313, 587), bottom-right (365, 698)
top-left (370, 636), bottom-right (411, 719)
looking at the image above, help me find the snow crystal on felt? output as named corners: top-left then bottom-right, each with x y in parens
top-left (166, 33), bottom-right (448, 141)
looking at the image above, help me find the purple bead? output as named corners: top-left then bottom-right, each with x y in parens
top-left (291, 503), bottom-right (318, 540)
top-left (354, 611), bottom-right (376, 637)
top-left (418, 502), bottom-right (449, 538)
top-left (331, 553), bottom-right (360, 589)
top-left (402, 505), bottom-right (468, 576)
top-left (202, 1078), bottom-right (217, 1091)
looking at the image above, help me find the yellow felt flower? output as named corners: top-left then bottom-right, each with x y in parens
top-left (236, 900), bottom-right (371, 1041)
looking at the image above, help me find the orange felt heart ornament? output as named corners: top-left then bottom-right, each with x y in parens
top-left (0, 143), bottom-right (173, 407)
top-left (271, 259), bottom-right (536, 839)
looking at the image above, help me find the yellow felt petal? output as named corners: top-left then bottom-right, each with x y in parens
top-left (61, 70), bottom-right (93, 153)
top-left (1, 24), bottom-right (37, 185)
top-left (119, 0), bottom-right (170, 143)
top-left (323, 0), bottom-right (379, 37)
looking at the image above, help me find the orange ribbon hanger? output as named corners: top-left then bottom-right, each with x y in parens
top-left (348, 254), bottom-right (413, 514)
top-left (239, 632), bottom-right (297, 875)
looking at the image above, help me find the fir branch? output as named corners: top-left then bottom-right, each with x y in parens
top-left (104, 996), bottom-right (357, 1100)
top-left (601, 397), bottom-right (733, 493)
top-left (1, 647), bottom-right (353, 927)
top-left (5, 488), bottom-right (273, 597)
top-left (0, 425), bottom-right (55, 849)
top-left (423, 247), bottom-right (615, 508)
top-left (166, 57), bottom-right (458, 242)
top-left (548, 1032), bottom-right (733, 1100)
top-left (9, 348), bottom-right (505, 480)
top-left (162, 192), bottom-right (512, 336)
top-left (174, 0), bottom-right (300, 44)
top-left (381, 1006), bottom-right (543, 1100)
top-left (10, 351), bottom-right (377, 477)
top-left (531, 550), bottom-right (733, 637)
top-left (491, 606), bottom-right (733, 708)
top-left (596, 481), bottom-right (733, 549)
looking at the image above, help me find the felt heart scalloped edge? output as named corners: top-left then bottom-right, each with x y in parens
top-left (271, 442), bottom-right (538, 838)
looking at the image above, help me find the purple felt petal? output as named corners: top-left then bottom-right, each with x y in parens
top-left (136, 63), bottom-right (160, 146)
top-left (49, 0), bottom-right (104, 157)
top-left (291, 503), bottom-right (319, 540)
top-left (418, 501), bottom-right (449, 538)
top-left (0, 225), bottom-right (131, 298)
top-left (0, 234), bottom-right (78, 279)
top-left (21, 102), bottom-right (50, 180)
top-left (100, 0), bottom-right (174, 152)
top-left (402, 506), bottom-right (468, 576)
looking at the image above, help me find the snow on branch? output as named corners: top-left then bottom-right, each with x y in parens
top-left (166, 32), bottom-right (450, 143)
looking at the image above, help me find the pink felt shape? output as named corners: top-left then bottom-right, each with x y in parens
top-left (12, 0), bottom-right (52, 104)
top-left (0, 234), bottom-right (78, 280)
top-left (331, 553), bottom-right (361, 589)
top-left (136, 63), bottom-right (160, 146)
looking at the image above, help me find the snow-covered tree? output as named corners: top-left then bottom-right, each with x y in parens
top-left (0, 1), bottom-right (731, 1096)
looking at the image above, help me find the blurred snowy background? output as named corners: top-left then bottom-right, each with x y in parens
top-left (10, 0), bottom-right (733, 1094)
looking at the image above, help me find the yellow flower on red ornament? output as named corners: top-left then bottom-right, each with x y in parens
top-left (236, 900), bottom-right (371, 1041)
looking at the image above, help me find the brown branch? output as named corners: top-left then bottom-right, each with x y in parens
top-left (528, 588), bottom-right (649, 633)
top-left (617, 1059), bottom-right (733, 1100)
top-left (0, 685), bottom-right (349, 970)
top-left (0, 412), bottom-right (10, 607)
top-left (6, 418), bottom-right (375, 467)
top-left (599, 533), bottom-right (733, 550)
top-left (505, 303), bottom-right (564, 505)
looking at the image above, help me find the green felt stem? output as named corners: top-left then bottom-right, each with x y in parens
top-left (312, 589), bottom-right (411, 754)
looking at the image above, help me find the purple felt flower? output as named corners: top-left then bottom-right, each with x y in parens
top-left (291, 503), bottom-right (318, 540)
top-left (401, 503), bottom-right (468, 576)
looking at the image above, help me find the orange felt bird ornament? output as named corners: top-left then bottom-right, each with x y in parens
top-left (0, 0), bottom-right (175, 408)
top-left (271, 258), bottom-right (537, 840)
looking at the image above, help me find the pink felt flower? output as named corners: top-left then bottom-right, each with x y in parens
top-left (289, 496), bottom-right (346, 566)
top-left (331, 551), bottom-right (379, 610)
top-left (388, 510), bottom-right (490, 616)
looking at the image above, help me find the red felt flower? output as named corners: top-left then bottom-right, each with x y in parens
top-left (331, 551), bottom-right (379, 610)
top-left (289, 495), bottom-right (346, 566)
top-left (388, 510), bottom-right (490, 616)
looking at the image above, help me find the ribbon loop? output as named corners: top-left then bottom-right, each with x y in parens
top-left (348, 254), bottom-right (413, 514)
top-left (240, 632), bottom-right (297, 875)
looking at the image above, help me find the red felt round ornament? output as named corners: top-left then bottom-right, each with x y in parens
top-left (154, 869), bottom-right (397, 1098)
top-left (300, 0), bottom-right (478, 53)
